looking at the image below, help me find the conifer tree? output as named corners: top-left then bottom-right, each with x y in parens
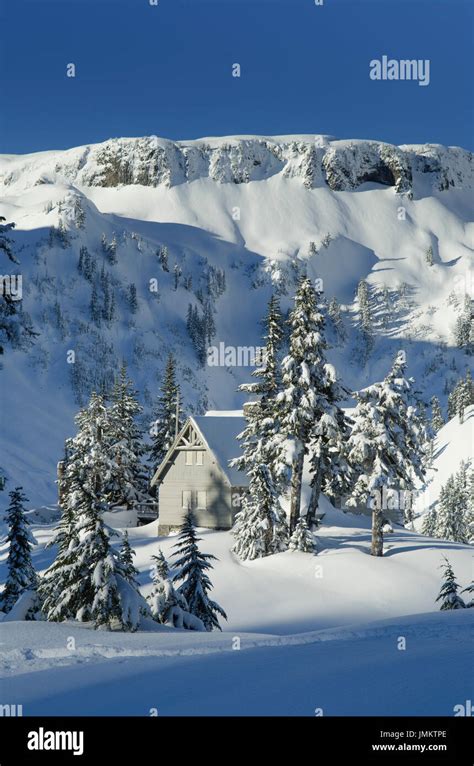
top-left (430, 395), bottom-right (445, 432)
top-left (425, 245), bottom-right (434, 266)
top-left (106, 364), bottom-right (150, 509)
top-left (232, 294), bottom-right (285, 488)
top-left (147, 549), bottom-right (204, 629)
top-left (289, 516), bottom-right (315, 553)
top-left (232, 465), bottom-right (288, 560)
top-left (149, 353), bottom-right (182, 475)
top-left (421, 508), bottom-right (437, 537)
top-left (172, 511), bottom-right (226, 631)
top-left (435, 475), bottom-right (466, 543)
top-left (40, 393), bottom-right (148, 630)
top-left (273, 278), bottom-right (323, 530)
top-left (118, 532), bottom-right (139, 585)
top-left (436, 558), bottom-right (466, 610)
top-left (462, 581), bottom-right (474, 608)
top-left (0, 488), bottom-right (37, 613)
top-left (346, 352), bottom-right (427, 556)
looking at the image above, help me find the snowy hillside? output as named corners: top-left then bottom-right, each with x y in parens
top-left (416, 405), bottom-right (474, 524)
top-left (0, 134), bottom-right (473, 505)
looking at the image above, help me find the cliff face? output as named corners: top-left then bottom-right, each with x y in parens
top-left (2, 135), bottom-right (472, 197)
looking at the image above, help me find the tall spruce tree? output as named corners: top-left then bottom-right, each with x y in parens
top-left (172, 511), bottom-right (227, 631)
top-left (0, 488), bottom-right (37, 613)
top-left (106, 363), bottom-right (150, 509)
top-left (436, 558), bottom-right (466, 610)
top-left (149, 354), bottom-right (182, 476)
top-left (345, 352), bottom-right (427, 556)
top-left (232, 294), bottom-right (285, 487)
top-left (274, 277), bottom-right (348, 532)
top-left (435, 475), bottom-right (466, 543)
top-left (430, 396), bottom-right (445, 432)
top-left (232, 464), bottom-right (288, 560)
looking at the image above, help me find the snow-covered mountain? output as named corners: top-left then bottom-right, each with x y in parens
top-left (1, 134), bottom-right (473, 505)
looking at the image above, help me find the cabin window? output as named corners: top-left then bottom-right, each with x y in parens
top-left (185, 451), bottom-right (193, 466)
top-left (196, 451), bottom-right (204, 466)
top-left (182, 490), bottom-right (192, 509)
top-left (196, 491), bottom-right (207, 510)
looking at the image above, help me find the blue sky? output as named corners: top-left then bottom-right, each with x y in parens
top-left (2, 0), bottom-right (473, 153)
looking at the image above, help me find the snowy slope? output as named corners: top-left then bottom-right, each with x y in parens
top-left (415, 405), bottom-right (474, 523)
top-left (0, 134), bottom-right (473, 505)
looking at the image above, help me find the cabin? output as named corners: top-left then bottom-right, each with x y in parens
top-left (150, 412), bottom-right (249, 535)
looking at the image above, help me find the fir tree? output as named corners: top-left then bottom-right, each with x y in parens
top-left (147, 549), bottom-right (204, 629)
top-left (106, 363), bottom-right (150, 509)
top-left (232, 295), bottom-right (285, 489)
top-left (289, 516), bottom-right (315, 553)
top-left (356, 279), bottom-right (373, 357)
top-left (128, 283), bottom-right (138, 314)
top-left (149, 353), bottom-right (183, 475)
top-left (172, 511), bottom-right (227, 631)
top-left (39, 394), bottom-right (147, 629)
top-left (328, 297), bottom-right (346, 343)
top-left (118, 532), bottom-right (139, 585)
top-left (274, 278), bottom-right (322, 530)
top-left (436, 558), bottom-right (465, 610)
top-left (462, 581), bottom-right (474, 608)
top-left (425, 245), bottom-right (434, 266)
top-left (90, 283), bottom-right (101, 324)
top-left (157, 245), bottom-right (169, 272)
top-left (0, 488), bottom-right (37, 613)
top-left (421, 508), bottom-right (437, 537)
top-left (232, 464), bottom-right (289, 561)
top-left (435, 475), bottom-right (467, 543)
top-left (0, 216), bottom-right (19, 263)
top-left (346, 352), bottom-right (428, 556)
top-left (430, 395), bottom-right (445, 432)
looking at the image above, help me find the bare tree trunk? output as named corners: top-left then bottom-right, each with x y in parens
top-left (289, 450), bottom-right (304, 533)
top-left (307, 455), bottom-right (322, 530)
top-left (371, 508), bottom-right (384, 556)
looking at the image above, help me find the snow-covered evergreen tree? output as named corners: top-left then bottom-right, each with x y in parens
top-left (421, 508), bottom-right (437, 537)
top-left (118, 531), bottom-right (139, 585)
top-left (289, 515), bottom-right (315, 553)
top-left (40, 393), bottom-right (148, 629)
top-left (430, 395), bottom-right (444, 432)
top-left (128, 283), bottom-right (138, 314)
top-left (425, 245), bottom-right (434, 266)
top-left (275, 278), bottom-right (330, 531)
top-left (345, 352), bottom-right (427, 556)
top-left (356, 279), bottom-right (373, 358)
top-left (232, 464), bottom-right (288, 560)
top-left (435, 474), bottom-right (467, 543)
top-left (436, 558), bottom-right (466, 610)
top-left (328, 297), bottom-right (346, 343)
top-left (0, 488), bottom-right (37, 613)
top-left (147, 549), bottom-right (204, 629)
top-left (106, 363), bottom-right (150, 509)
top-left (462, 581), bottom-right (474, 608)
top-left (149, 353), bottom-right (183, 475)
top-left (172, 511), bottom-right (227, 631)
top-left (231, 294), bottom-right (285, 489)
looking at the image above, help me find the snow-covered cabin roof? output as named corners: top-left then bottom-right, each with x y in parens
top-left (192, 415), bottom-right (248, 486)
top-left (151, 414), bottom-right (249, 487)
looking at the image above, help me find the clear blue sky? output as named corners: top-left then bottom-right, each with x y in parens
top-left (2, 0), bottom-right (473, 153)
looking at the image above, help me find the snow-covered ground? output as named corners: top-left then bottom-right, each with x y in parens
top-left (1, 504), bottom-right (472, 715)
